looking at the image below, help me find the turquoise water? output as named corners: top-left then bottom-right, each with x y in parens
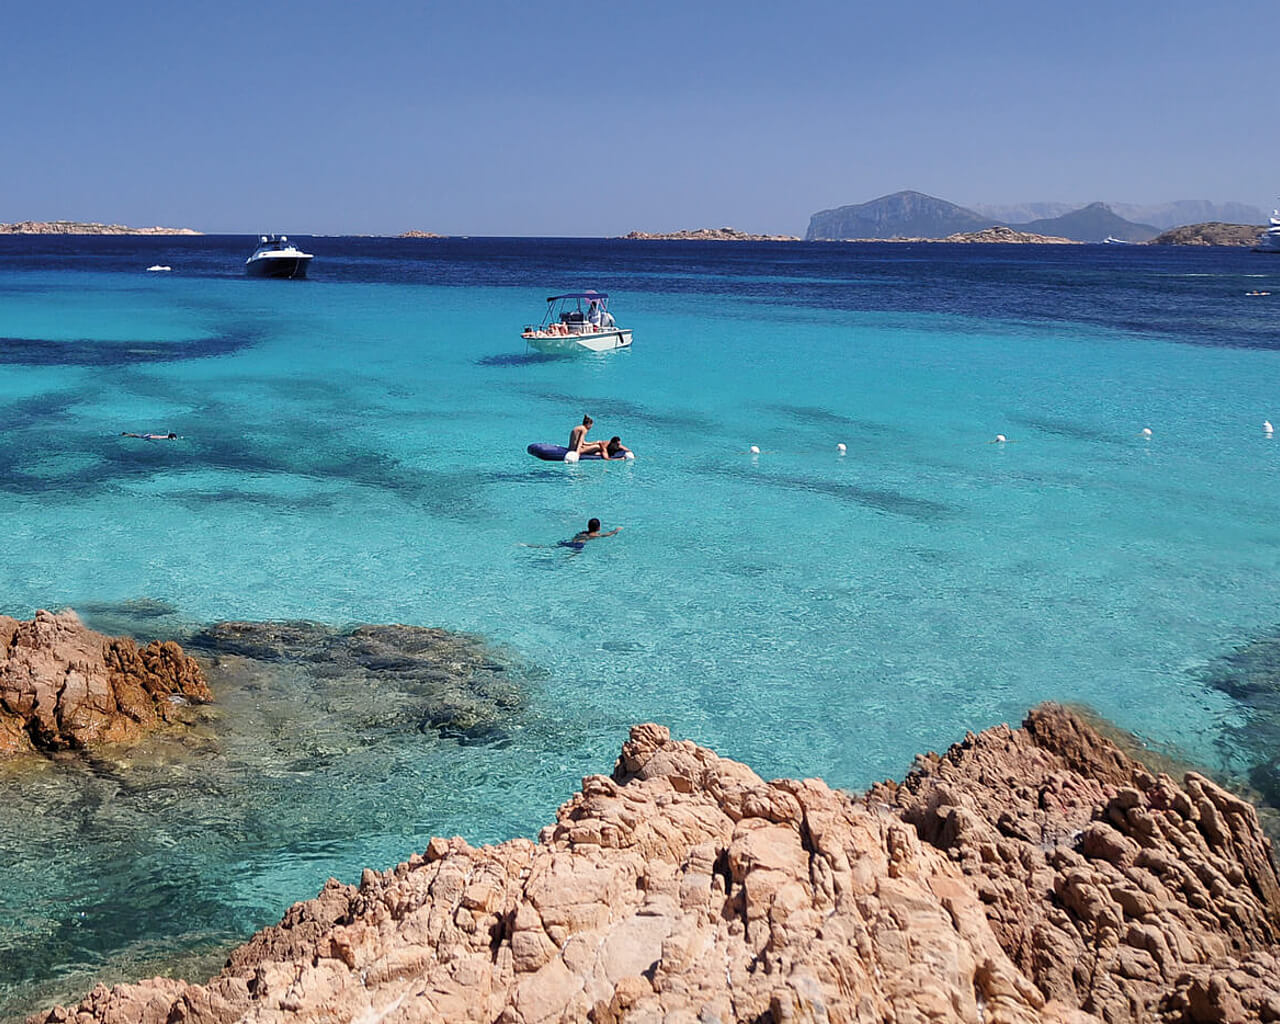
top-left (2, 236), bottom-right (1279, 1015)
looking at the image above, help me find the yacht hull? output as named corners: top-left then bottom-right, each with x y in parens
top-left (246, 256), bottom-right (312, 279)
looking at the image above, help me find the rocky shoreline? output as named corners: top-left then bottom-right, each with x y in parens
top-left (0, 221), bottom-right (201, 235)
top-left (29, 703), bottom-right (1280, 1024)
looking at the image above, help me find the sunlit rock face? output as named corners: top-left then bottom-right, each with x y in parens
top-left (0, 609), bottom-right (210, 754)
top-left (33, 704), bottom-right (1280, 1024)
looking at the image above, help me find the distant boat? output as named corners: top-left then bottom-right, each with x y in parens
top-left (1102, 236), bottom-right (1132, 245)
top-left (521, 291), bottom-right (633, 354)
top-left (146, 264), bottom-right (171, 272)
top-left (245, 235), bottom-right (313, 278)
top-left (1253, 210), bottom-right (1280, 254)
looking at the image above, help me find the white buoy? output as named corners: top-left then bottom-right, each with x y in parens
top-left (1141, 427), bottom-right (1152, 437)
top-left (1265, 420), bottom-right (1274, 434)
top-left (749, 445), bottom-right (760, 454)
top-left (624, 451), bottom-right (635, 460)
top-left (837, 443), bottom-right (847, 454)
top-left (994, 434), bottom-right (1007, 443)
top-left (563, 450), bottom-right (580, 464)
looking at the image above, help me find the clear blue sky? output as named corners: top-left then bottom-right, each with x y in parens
top-left (5, 1), bottom-right (1277, 236)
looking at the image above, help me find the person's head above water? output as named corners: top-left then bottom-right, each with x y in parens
top-left (588, 518), bottom-right (601, 532)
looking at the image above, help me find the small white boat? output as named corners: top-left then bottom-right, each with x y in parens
top-left (1102, 236), bottom-right (1131, 245)
top-left (522, 291), bottom-right (633, 353)
top-left (245, 235), bottom-right (313, 278)
top-left (146, 264), bottom-right (171, 272)
top-left (1254, 210), bottom-right (1280, 254)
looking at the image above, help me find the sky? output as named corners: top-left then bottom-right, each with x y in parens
top-left (4, 1), bottom-right (1278, 236)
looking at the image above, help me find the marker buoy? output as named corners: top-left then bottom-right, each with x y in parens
top-left (564, 450), bottom-right (580, 464)
top-left (749, 445), bottom-right (760, 454)
top-left (1141, 427), bottom-right (1152, 437)
top-left (994, 434), bottom-right (1007, 443)
top-left (837, 443), bottom-right (847, 454)
top-left (1265, 420), bottom-right (1274, 434)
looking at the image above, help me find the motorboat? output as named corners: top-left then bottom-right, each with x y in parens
top-left (521, 291), bottom-right (632, 353)
top-left (245, 235), bottom-right (313, 278)
top-left (1254, 211), bottom-right (1280, 254)
top-left (1102, 236), bottom-right (1132, 245)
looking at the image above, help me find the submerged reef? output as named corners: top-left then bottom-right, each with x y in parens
top-left (1199, 629), bottom-right (1280, 807)
top-left (0, 610), bottom-right (210, 754)
top-left (186, 620), bottom-right (524, 744)
top-left (35, 705), bottom-right (1280, 1024)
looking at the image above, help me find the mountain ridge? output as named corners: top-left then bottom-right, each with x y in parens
top-left (807, 192), bottom-right (1236, 242)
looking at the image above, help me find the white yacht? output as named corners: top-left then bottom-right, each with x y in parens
top-left (521, 291), bottom-right (633, 353)
top-left (245, 235), bottom-right (313, 278)
top-left (1254, 211), bottom-right (1280, 254)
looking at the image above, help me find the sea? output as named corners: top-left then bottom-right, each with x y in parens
top-left (1, 234), bottom-right (1279, 1018)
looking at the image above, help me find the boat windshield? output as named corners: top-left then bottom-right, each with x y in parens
top-left (538, 291), bottom-right (612, 328)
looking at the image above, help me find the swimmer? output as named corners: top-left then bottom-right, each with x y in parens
top-left (604, 436), bottom-right (631, 460)
top-left (121, 432), bottom-right (178, 440)
top-left (558, 518), bottom-right (621, 550)
top-left (519, 517), bottom-right (623, 553)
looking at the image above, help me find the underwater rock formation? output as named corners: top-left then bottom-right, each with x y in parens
top-left (33, 706), bottom-right (1280, 1024)
top-left (187, 620), bottom-right (523, 743)
top-left (0, 609), bottom-right (210, 755)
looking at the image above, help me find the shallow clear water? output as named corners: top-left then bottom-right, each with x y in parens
top-left (2, 235), bottom-right (1280, 1017)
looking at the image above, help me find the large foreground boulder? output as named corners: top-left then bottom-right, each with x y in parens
top-left (33, 707), bottom-right (1280, 1024)
top-left (0, 609), bottom-right (210, 754)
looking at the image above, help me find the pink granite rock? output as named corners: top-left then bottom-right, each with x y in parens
top-left (31, 707), bottom-right (1280, 1024)
top-left (0, 609), bottom-right (210, 754)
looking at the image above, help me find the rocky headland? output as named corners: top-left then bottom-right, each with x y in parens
top-left (0, 609), bottom-right (210, 754)
top-left (1147, 222), bottom-right (1266, 247)
top-left (623, 227), bottom-right (800, 241)
top-left (33, 704), bottom-right (1280, 1024)
top-left (399, 230), bottom-right (447, 239)
top-left (0, 221), bottom-right (201, 235)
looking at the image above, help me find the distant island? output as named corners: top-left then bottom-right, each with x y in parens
top-left (834, 225), bottom-right (1078, 245)
top-left (0, 220), bottom-right (201, 235)
top-left (398, 230), bottom-right (447, 239)
top-left (623, 227), bottom-right (800, 241)
top-left (1147, 222), bottom-right (1265, 247)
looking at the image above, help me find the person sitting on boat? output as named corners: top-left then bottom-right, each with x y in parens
top-left (587, 300), bottom-right (602, 329)
top-left (604, 436), bottom-right (631, 460)
top-left (568, 415), bottom-right (609, 458)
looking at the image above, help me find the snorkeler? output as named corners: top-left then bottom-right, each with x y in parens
top-left (121, 432), bottom-right (179, 440)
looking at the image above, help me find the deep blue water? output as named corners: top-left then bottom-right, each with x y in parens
top-left (1, 233), bottom-right (1279, 1018)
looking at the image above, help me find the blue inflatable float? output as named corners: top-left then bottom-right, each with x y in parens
top-left (527, 443), bottom-right (634, 462)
